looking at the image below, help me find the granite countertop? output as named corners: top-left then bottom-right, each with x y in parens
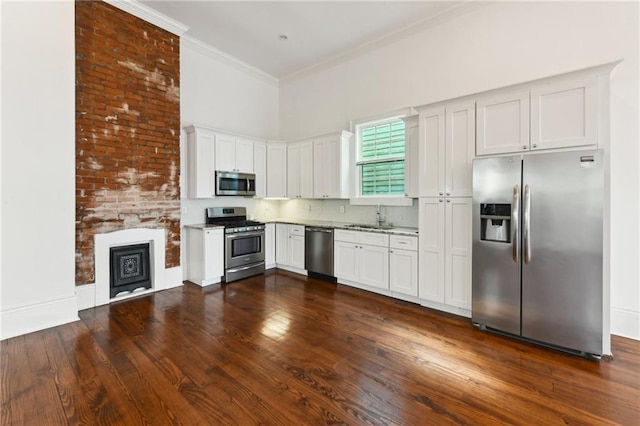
top-left (184, 223), bottom-right (225, 230)
top-left (259, 218), bottom-right (419, 236)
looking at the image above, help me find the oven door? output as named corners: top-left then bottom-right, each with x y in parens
top-left (225, 231), bottom-right (265, 269)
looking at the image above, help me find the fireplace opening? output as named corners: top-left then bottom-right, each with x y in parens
top-left (110, 243), bottom-right (151, 298)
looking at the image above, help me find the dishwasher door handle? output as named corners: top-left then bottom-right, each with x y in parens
top-left (306, 227), bottom-right (333, 233)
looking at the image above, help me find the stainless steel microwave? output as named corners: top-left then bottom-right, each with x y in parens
top-left (215, 171), bottom-right (256, 196)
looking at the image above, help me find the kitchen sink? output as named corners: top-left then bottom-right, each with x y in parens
top-left (344, 224), bottom-right (394, 230)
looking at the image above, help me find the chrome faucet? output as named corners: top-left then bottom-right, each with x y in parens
top-left (376, 204), bottom-right (385, 227)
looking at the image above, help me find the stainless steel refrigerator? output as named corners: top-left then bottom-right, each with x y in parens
top-left (472, 149), bottom-right (607, 357)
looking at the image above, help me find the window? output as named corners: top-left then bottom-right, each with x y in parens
top-left (356, 118), bottom-right (406, 196)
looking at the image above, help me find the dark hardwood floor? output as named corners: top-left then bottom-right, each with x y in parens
top-left (2, 270), bottom-right (639, 425)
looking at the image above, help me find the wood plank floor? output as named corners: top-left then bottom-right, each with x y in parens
top-left (2, 270), bottom-right (639, 425)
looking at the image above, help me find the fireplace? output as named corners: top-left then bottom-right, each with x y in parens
top-left (110, 243), bottom-right (152, 298)
top-left (93, 228), bottom-right (166, 306)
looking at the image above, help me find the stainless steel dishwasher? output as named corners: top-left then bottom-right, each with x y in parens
top-left (304, 227), bottom-right (335, 281)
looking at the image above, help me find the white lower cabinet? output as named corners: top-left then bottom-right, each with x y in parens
top-left (334, 230), bottom-right (389, 290)
top-left (389, 235), bottom-right (418, 297)
top-left (276, 224), bottom-right (305, 272)
top-left (418, 197), bottom-right (472, 313)
top-left (187, 227), bottom-right (224, 286)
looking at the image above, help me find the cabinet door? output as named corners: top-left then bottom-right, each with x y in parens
top-left (265, 223), bottom-right (275, 268)
top-left (403, 116), bottom-right (419, 198)
top-left (476, 91), bottom-right (530, 156)
top-left (335, 241), bottom-right (358, 282)
top-left (235, 138), bottom-right (254, 173)
top-left (203, 229), bottom-right (224, 281)
top-left (531, 77), bottom-right (597, 151)
top-left (275, 223), bottom-right (288, 265)
top-left (187, 129), bottom-right (216, 198)
top-left (299, 141), bottom-right (314, 198)
top-left (419, 108), bottom-right (445, 197)
top-left (445, 102), bottom-right (475, 197)
top-left (313, 138), bottom-right (327, 198)
top-left (359, 244), bottom-right (389, 290)
top-left (390, 248), bottom-right (418, 297)
top-left (289, 234), bottom-right (306, 270)
top-left (254, 142), bottom-right (267, 198)
top-left (267, 143), bottom-right (287, 198)
top-left (287, 143), bottom-right (301, 198)
top-left (215, 133), bottom-right (236, 172)
top-left (418, 198), bottom-right (445, 303)
top-left (445, 198), bottom-right (472, 310)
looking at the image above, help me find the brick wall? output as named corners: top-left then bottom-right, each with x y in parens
top-left (76, 1), bottom-right (180, 285)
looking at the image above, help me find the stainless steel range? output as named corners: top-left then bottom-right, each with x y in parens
top-left (205, 207), bottom-right (265, 283)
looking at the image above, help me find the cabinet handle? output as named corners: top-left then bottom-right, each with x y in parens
top-left (439, 192), bottom-right (444, 196)
top-left (446, 192), bottom-right (451, 196)
top-left (522, 145), bottom-right (527, 150)
top-left (532, 144), bottom-right (538, 149)
top-left (446, 199), bottom-right (451, 203)
top-left (390, 250), bottom-right (393, 253)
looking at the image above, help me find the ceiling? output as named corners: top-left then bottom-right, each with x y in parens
top-left (141, 1), bottom-right (468, 80)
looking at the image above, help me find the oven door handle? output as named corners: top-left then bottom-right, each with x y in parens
top-left (226, 231), bottom-right (264, 239)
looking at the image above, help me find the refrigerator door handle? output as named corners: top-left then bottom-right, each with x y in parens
top-left (512, 184), bottom-right (520, 263)
top-left (523, 184), bottom-right (531, 264)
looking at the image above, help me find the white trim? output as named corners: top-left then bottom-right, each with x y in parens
top-left (611, 308), bottom-right (640, 341)
top-left (76, 284), bottom-right (96, 311)
top-left (419, 299), bottom-right (472, 319)
top-left (280, 1), bottom-right (479, 85)
top-left (1, 296), bottom-right (79, 340)
top-left (103, 0), bottom-right (189, 36)
top-left (182, 35), bottom-right (279, 87)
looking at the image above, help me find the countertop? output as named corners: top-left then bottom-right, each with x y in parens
top-left (259, 218), bottom-right (419, 236)
top-left (185, 219), bottom-right (418, 236)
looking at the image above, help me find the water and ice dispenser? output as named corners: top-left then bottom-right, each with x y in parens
top-left (480, 203), bottom-right (511, 243)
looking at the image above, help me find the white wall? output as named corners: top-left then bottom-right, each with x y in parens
top-left (280, 1), bottom-right (640, 339)
top-left (1, 1), bottom-right (78, 339)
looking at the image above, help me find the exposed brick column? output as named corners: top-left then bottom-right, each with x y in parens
top-left (75, 1), bottom-right (180, 285)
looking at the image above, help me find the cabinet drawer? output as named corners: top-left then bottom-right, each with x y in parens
top-left (289, 225), bottom-right (305, 236)
top-left (359, 232), bottom-right (389, 248)
top-left (335, 229), bottom-right (358, 243)
top-left (390, 235), bottom-right (418, 251)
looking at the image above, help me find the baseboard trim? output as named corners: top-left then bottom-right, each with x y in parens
top-left (76, 266), bottom-right (184, 311)
top-left (1, 296), bottom-right (79, 340)
top-left (611, 307), bottom-right (640, 340)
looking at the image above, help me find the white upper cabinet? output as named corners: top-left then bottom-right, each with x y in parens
top-left (476, 91), bottom-right (530, 156)
top-left (215, 133), bottom-right (254, 173)
top-left (402, 115), bottom-right (419, 198)
top-left (476, 75), bottom-right (599, 156)
top-left (313, 130), bottom-right (352, 199)
top-left (253, 141), bottom-right (267, 198)
top-left (419, 102), bottom-right (474, 198)
top-left (267, 142), bottom-right (287, 198)
top-left (531, 77), bottom-right (597, 151)
top-left (287, 140), bottom-right (314, 198)
top-left (185, 125), bottom-right (216, 199)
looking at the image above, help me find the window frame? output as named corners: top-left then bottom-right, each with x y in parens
top-left (350, 111), bottom-right (413, 206)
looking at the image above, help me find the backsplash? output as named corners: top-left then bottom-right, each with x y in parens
top-left (278, 199), bottom-right (418, 228)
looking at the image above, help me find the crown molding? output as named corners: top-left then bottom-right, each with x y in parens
top-left (181, 35), bottom-right (279, 88)
top-left (103, 0), bottom-right (189, 36)
top-left (280, 1), bottom-right (482, 85)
